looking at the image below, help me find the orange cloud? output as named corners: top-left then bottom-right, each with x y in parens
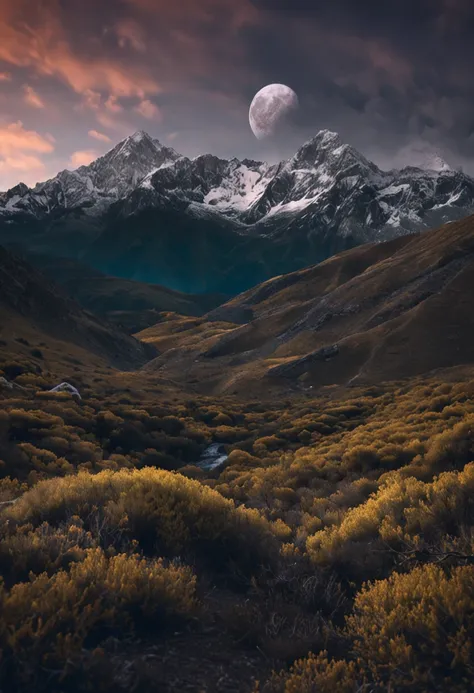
top-left (40, 52), bottom-right (158, 99)
top-left (95, 112), bottom-right (123, 132)
top-left (0, 120), bottom-right (55, 189)
top-left (81, 89), bottom-right (102, 111)
top-left (69, 150), bottom-right (98, 168)
top-left (135, 99), bottom-right (162, 120)
top-left (0, 153), bottom-right (47, 189)
top-left (0, 153), bottom-right (45, 172)
top-left (0, 121), bottom-right (54, 156)
top-left (105, 95), bottom-right (123, 113)
top-left (88, 129), bottom-right (111, 143)
top-left (23, 85), bottom-right (45, 109)
top-left (0, 0), bottom-right (160, 99)
top-left (0, 72), bottom-right (11, 81)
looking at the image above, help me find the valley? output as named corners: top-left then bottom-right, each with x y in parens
top-left (3, 0), bottom-right (474, 690)
top-left (2, 210), bottom-right (474, 691)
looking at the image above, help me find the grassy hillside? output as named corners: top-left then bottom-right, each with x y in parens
top-left (139, 215), bottom-right (474, 395)
top-left (0, 246), bottom-right (156, 375)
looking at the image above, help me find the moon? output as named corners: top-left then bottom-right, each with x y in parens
top-left (249, 84), bottom-right (299, 140)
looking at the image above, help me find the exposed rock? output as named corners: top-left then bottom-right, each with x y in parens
top-left (267, 345), bottom-right (340, 379)
top-left (49, 382), bottom-right (82, 399)
top-left (0, 376), bottom-right (26, 392)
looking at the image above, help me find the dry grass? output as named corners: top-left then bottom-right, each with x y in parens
top-left (140, 215), bottom-right (474, 396)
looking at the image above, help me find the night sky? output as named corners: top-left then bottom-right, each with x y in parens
top-left (1, 0), bottom-right (473, 189)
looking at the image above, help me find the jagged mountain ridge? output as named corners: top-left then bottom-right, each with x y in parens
top-left (2, 129), bottom-right (472, 232)
top-left (1, 129), bottom-right (474, 294)
top-left (0, 131), bottom-right (180, 218)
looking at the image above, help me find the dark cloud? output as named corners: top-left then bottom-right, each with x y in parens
top-left (252, 0), bottom-right (460, 34)
top-left (1, 0), bottom-right (474, 187)
top-left (237, 0), bottom-right (474, 170)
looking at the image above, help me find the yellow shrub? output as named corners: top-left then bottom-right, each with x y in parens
top-left (0, 522), bottom-right (95, 586)
top-left (18, 443), bottom-right (58, 465)
top-left (258, 651), bottom-right (361, 693)
top-left (253, 435), bottom-right (286, 453)
top-left (226, 449), bottom-right (261, 467)
top-left (213, 412), bottom-right (233, 426)
top-left (0, 547), bottom-right (196, 686)
top-left (347, 564), bottom-right (474, 690)
top-left (273, 487), bottom-right (298, 505)
top-left (307, 463), bottom-right (474, 572)
top-left (0, 476), bottom-right (27, 503)
top-left (423, 416), bottom-right (474, 472)
top-left (6, 467), bottom-right (280, 577)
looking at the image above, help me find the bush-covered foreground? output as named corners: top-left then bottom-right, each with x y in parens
top-left (2, 371), bottom-right (474, 691)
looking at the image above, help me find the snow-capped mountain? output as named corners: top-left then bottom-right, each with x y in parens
top-left (1, 129), bottom-right (474, 294)
top-left (106, 129), bottom-right (474, 243)
top-left (0, 131), bottom-right (180, 218)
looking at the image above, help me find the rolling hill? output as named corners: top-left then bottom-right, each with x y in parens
top-left (138, 214), bottom-right (474, 395)
top-left (0, 245), bottom-right (156, 376)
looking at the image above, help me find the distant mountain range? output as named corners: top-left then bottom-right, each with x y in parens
top-left (1, 130), bottom-right (474, 294)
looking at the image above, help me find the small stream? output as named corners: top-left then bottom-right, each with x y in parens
top-left (197, 443), bottom-right (229, 471)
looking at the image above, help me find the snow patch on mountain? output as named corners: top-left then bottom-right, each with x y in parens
top-left (203, 162), bottom-right (272, 211)
top-left (1, 128), bottom-right (474, 252)
top-left (0, 131), bottom-right (181, 218)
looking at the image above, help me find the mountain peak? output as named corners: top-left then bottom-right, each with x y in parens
top-left (291, 130), bottom-right (351, 168)
top-left (288, 129), bottom-right (382, 182)
top-left (113, 131), bottom-right (157, 158)
top-left (18, 130), bottom-right (183, 209)
top-left (423, 153), bottom-right (451, 172)
top-left (7, 182), bottom-right (29, 198)
top-left (110, 131), bottom-right (180, 163)
top-left (129, 130), bottom-right (150, 143)
top-left (295, 130), bottom-right (344, 157)
top-left (313, 130), bottom-right (343, 148)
